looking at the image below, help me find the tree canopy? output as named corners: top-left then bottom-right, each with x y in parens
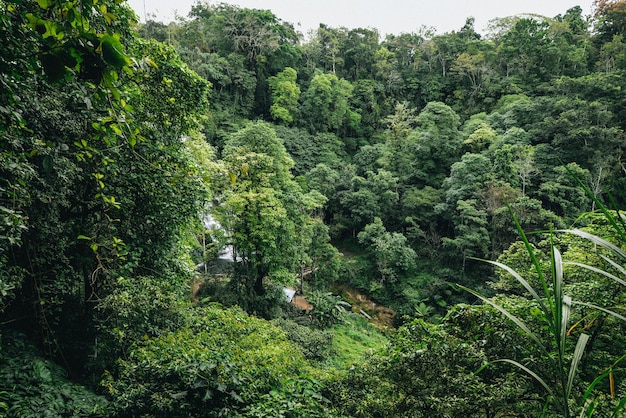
top-left (2, 0), bottom-right (626, 416)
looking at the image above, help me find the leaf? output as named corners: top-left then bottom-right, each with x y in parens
top-left (561, 229), bottom-right (626, 261)
top-left (478, 258), bottom-right (550, 317)
top-left (488, 358), bottom-right (555, 398)
top-left (566, 333), bottom-right (590, 400)
top-left (33, 361), bottom-right (52, 382)
top-left (170, 391), bottom-right (187, 400)
top-left (599, 255), bottom-right (626, 281)
top-left (565, 165), bottom-right (626, 243)
top-left (565, 261), bottom-right (626, 288)
top-left (35, 0), bottom-right (52, 9)
top-left (583, 368), bottom-right (612, 404)
top-left (100, 34), bottom-right (129, 68)
top-left (573, 301), bottom-right (626, 322)
top-left (457, 284), bottom-right (550, 358)
top-left (230, 391), bottom-right (243, 403)
top-left (613, 395), bottom-right (626, 417)
top-left (509, 205), bottom-right (553, 314)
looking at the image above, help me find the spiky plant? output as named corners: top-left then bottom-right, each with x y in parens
top-left (461, 203), bottom-right (626, 417)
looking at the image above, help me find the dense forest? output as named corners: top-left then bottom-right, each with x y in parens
top-left (1, 0), bottom-right (626, 416)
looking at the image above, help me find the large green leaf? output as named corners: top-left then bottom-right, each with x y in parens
top-left (566, 333), bottom-right (589, 401)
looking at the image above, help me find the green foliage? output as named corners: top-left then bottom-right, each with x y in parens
top-left (276, 127), bottom-right (345, 177)
top-left (307, 290), bottom-right (351, 329)
top-left (6, 2), bottom-right (626, 416)
top-left (299, 72), bottom-right (355, 134)
top-left (327, 319), bottom-right (519, 417)
top-left (330, 315), bottom-right (388, 369)
top-left (358, 217), bottom-right (417, 285)
top-left (104, 304), bottom-right (326, 417)
top-left (239, 377), bottom-right (335, 418)
top-left (269, 67), bottom-right (301, 125)
top-left (91, 276), bottom-right (190, 374)
top-left (462, 206), bottom-right (626, 417)
top-left (215, 122), bottom-right (329, 315)
top-left (0, 0), bottom-right (211, 384)
top-left (0, 330), bottom-right (108, 417)
top-left (273, 319), bottom-right (335, 363)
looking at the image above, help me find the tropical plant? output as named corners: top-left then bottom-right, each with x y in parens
top-left (461, 203), bottom-right (626, 416)
top-left (558, 175), bottom-right (626, 415)
top-left (0, 330), bottom-right (108, 417)
top-left (307, 290), bottom-right (351, 329)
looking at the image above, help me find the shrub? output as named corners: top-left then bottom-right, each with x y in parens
top-left (103, 304), bottom-right (329, 417)
top-left (0, 329), bottom-right (108, 418)
top-left (273, 319), bottom-right (335, 363)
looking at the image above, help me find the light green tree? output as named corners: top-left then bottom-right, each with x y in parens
top-left (299, 72), bottom-right (355, 134)
top-left (215, 122), bottom-right (327, 313)
top-left (268, 67), bottom-right (301, 125)
top-left (358, 217), bottom-right (417, 286)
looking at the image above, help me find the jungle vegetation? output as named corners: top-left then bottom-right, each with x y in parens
top-left (1, 0), bottom-right (626, 416)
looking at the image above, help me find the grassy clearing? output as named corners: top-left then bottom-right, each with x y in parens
top-left (330, 314), bottom-right (389, 369)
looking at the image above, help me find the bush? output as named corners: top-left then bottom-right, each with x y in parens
top-left (239, 376), bottom-right (335, 418)
top-left (90, 275), bottom-right (190, 375)
top-left (103, 304), bottom-right (330, 417)
top-left (273, 319), bottom-right (335, 363)
top-left (0, 329), bottom-right (108, 418)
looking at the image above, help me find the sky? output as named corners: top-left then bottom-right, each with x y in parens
top-left (125, 0), bottom-right (596, 37)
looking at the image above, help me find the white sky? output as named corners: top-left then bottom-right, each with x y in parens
top-left (126, 0), bottom-right (596, 36)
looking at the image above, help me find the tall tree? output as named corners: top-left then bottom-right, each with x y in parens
top-left (0, 0), bottom-right (211, 372)
top-left (299, 72), bottom-right (355, 135)
top-left (215, 122), bottom-right (326, 314)
top-left (412, 102), bottom-right (463, 187)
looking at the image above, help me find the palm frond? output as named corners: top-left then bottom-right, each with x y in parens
top-left (553, 247), bottom-right (568, 354)
top-left (508, 205), bottom-right (554, 314)
top-left (490, 358), bottom-right (555, 399)
top-left (564, 165), bottom-right (626, 243)
top-left (572, 301), bottom-right (626, 322)
top-left (560, 229), bottom-right (626, 261)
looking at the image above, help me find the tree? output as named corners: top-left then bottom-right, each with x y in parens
top-left (327, 318), bottom-right (524, 417)
top-left (594, 0), bottom-right (626, 41)
top-left (443, 153), bottom-right (492, 204)
top-left (215, 122), bottom-right (326, 314)
top-left (358, 217), bottom-right (417, 286)
top-left (268, 67), bottom-right (301, 124)
top-left (412, 102), bottom-right (463, 187)
top-left (299, 72), bottom-right (355, 135)
top-left (463, 123), bottom-right (498, 153)
top-left (451, 51), bottom-right (493, 110)
top-left (497, 17), bottom-right (559, 85)
top-left (536, 163), bottom-right (591, 221)
top-left (338, 169), bottom-right (399, 234)
top-left (513, 144), bottom-right (537, 196)
top-left (443, 199), bottom-right (490, 274)
top-left (0, 0), bottom-right (211, 376)
top-left (105, 304), bottom-right (334, 417)
top-left (343, 27), bottom-right (380, 81)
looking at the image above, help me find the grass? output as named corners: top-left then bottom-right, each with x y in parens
top-left (329, 314), bottom-right (388, 369)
